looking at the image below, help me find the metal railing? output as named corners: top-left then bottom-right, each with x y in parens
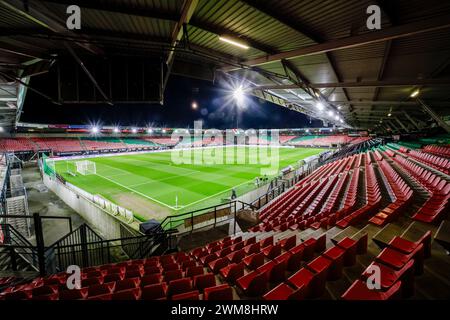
top-left (0, 223), bottom-right (39, 272)
top-left (44, 224), bottom-right (174, 274)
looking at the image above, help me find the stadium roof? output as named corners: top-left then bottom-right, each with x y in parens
top-left (1, 0), bottom-right (450, 132)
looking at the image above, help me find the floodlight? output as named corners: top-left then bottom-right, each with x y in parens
top-left (131, 128), bottom-right (137, 134)
top-left (91, 126), bottom-right (99, 134)
top-left (328, 110), bottom-right (334, 117)
top-left (219, 36), bottom-right (249, 49)
top-left (388, 113), bottom-right (392, 117)
top-left (147, 128), bottom-right (153, 134)
top-left (191, 101), bottom-right (198, 110)
top-left (315, 102), bottom-right (324, 110)
top-left (233, 86), bottom-right (245, 104)
top-left (410, 89), bottom-right (420, 98)
top-left (0, 126), bottom-right (4, 133)
top-left (113, 127), bottom-right (119, 133)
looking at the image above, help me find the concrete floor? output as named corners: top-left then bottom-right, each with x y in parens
top-left (22, 163), bottom-right (85, 247)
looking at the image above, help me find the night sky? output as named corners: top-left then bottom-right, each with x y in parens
top-left (21, 75), bottom-right (321, 129)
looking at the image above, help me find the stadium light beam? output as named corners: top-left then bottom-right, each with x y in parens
top-left (233, 85), bottom-right (245, 104)
top-left (218, 36), bottom-right (249, 49)
top-left (315, 102), bottom-right (324, 110)
top-left (131, 128), bottom-right (137, 134)
top-left (0, 126), bottom-right (4, 133)
top-left (91, 126), bottom-right (99, 134)
top-left (113, 127), bottom-right (120, 133)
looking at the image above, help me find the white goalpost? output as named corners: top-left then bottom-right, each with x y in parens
top-left (75, 160), bottom-right (97, 176)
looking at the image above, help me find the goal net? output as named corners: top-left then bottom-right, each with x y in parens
top-left (75, 160), bottom-right (96, 175)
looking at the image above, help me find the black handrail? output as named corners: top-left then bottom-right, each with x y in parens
top-left (0, 223), bottom-right (39, 271)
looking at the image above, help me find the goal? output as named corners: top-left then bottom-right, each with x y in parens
top-left (75, 160), bottom-right (96, 175)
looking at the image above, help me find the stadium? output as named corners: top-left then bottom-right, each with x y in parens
top-left (0, 0), bottom-right (449, 305)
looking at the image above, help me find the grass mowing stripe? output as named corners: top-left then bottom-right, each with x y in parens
top-left (55, 146), bottom-right (325, 218)
top-left (94, 171), bottom-right (178, 210)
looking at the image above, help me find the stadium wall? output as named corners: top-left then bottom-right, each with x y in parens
top-left (43, 174), bottom-right (127, 239)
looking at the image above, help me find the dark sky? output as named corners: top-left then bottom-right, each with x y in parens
top-left (21, 74), bottom-right (321, 129)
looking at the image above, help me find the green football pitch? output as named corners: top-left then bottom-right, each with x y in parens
top-left (54, 146), bottom-right (324, 221)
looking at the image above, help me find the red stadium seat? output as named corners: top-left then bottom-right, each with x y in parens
top-left (103, 274), bottom-right (123, 283)
top-left (163, 270), bottom-right (183, 283)
top-left (204, 284), bottom-right (233, 300)
top-left (236, 271), bottom-right (267, 297)
top-left (116, 277), bottom-right (141, 292)
top-left (323, 246), bottom-right (345, 280)
top-left (168, 278), bottom-right (193, 297)
top-left (376, 243), bottom-right (424, 275)
top-left (87, 282), bottom-right (116, 297)
top-left (59, 288), bottom-right (89, 300)
top-left (193, 273), bottom-right (216, 291)
top-left (172, 290), bottom-right (200, 300)
top-left (243, 252), bottom-right (265, 270)
top-left (279, 235), bottom-right (296, 250)
top-left (342, 280), bottom-right (402, 300)
top-left (287, 268), bottom-right (316, 295)
top-left (361, 260), bottom-right (415, 297)
top-left (82, 277), bottom-right (103, 287)
top-left (32, 285), bottom-right (58, 297)
top-left (141, 274), bottom-right (162, 287)
top-left (112, 288), bottom-right (141, 300)
top-left (208, 257), bottom-right (229, 274)
top-left (262, 244), bottom-right (282, 260)
top-left (141, 283), bottom-right (167, 300)
top-left (336, 237), bottom-right (357, 266)
top-left (262, 283), bottom-right (306, 300)
top-left (219, 262), bottom-right (245, 283)
top-left (388, 231), bottom-right (432, 259)
top-left (185, 265), bottom-right (204, 278)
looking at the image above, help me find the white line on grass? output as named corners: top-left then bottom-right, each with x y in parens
top-left (94, 172), bottom-right (178, 210)
top-left (127, 170), bottom-right (200, 188)
top-left (179, 178), bottom-right (254, 210)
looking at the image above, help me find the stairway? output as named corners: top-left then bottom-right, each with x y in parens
top-left (0, 246), bottom-right (37, 273)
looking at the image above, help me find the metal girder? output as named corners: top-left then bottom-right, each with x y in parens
top-left (417, 99), bottom-right (450, 133)
top-left (252, 79), bottom-right (450, 90)
top-left (241, 0), bottom-right (322, 42)
top-left (230, 14), bottom-right (450, 69)
top-left (1, 0), bottom-right (102, 55)
top-left (386, 120), bottom-right (400, 133)
top-left (38, 0), bottom-right (272, 55)
top-left (163, 0), bottom-right (198, 96)
top-left (402, 111), bottom-right (422, 130)
top-left (394, 117), bottom-right (409, 132)
top-left (0, 71), bottom-right (60, 105)
top-left (241, 0), bottom-right (353, 112)
top-left (39, 0), bottom-right (180, 21)
top-left (63, 43), bottom-right (112, 105)
top-left (167, 0), bottom-right (198, 65)
top-left (278, 99), bottom-right (420, 106)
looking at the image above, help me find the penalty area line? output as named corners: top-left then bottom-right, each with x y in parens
top-left (94, 172), bottom-right (178, 210)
